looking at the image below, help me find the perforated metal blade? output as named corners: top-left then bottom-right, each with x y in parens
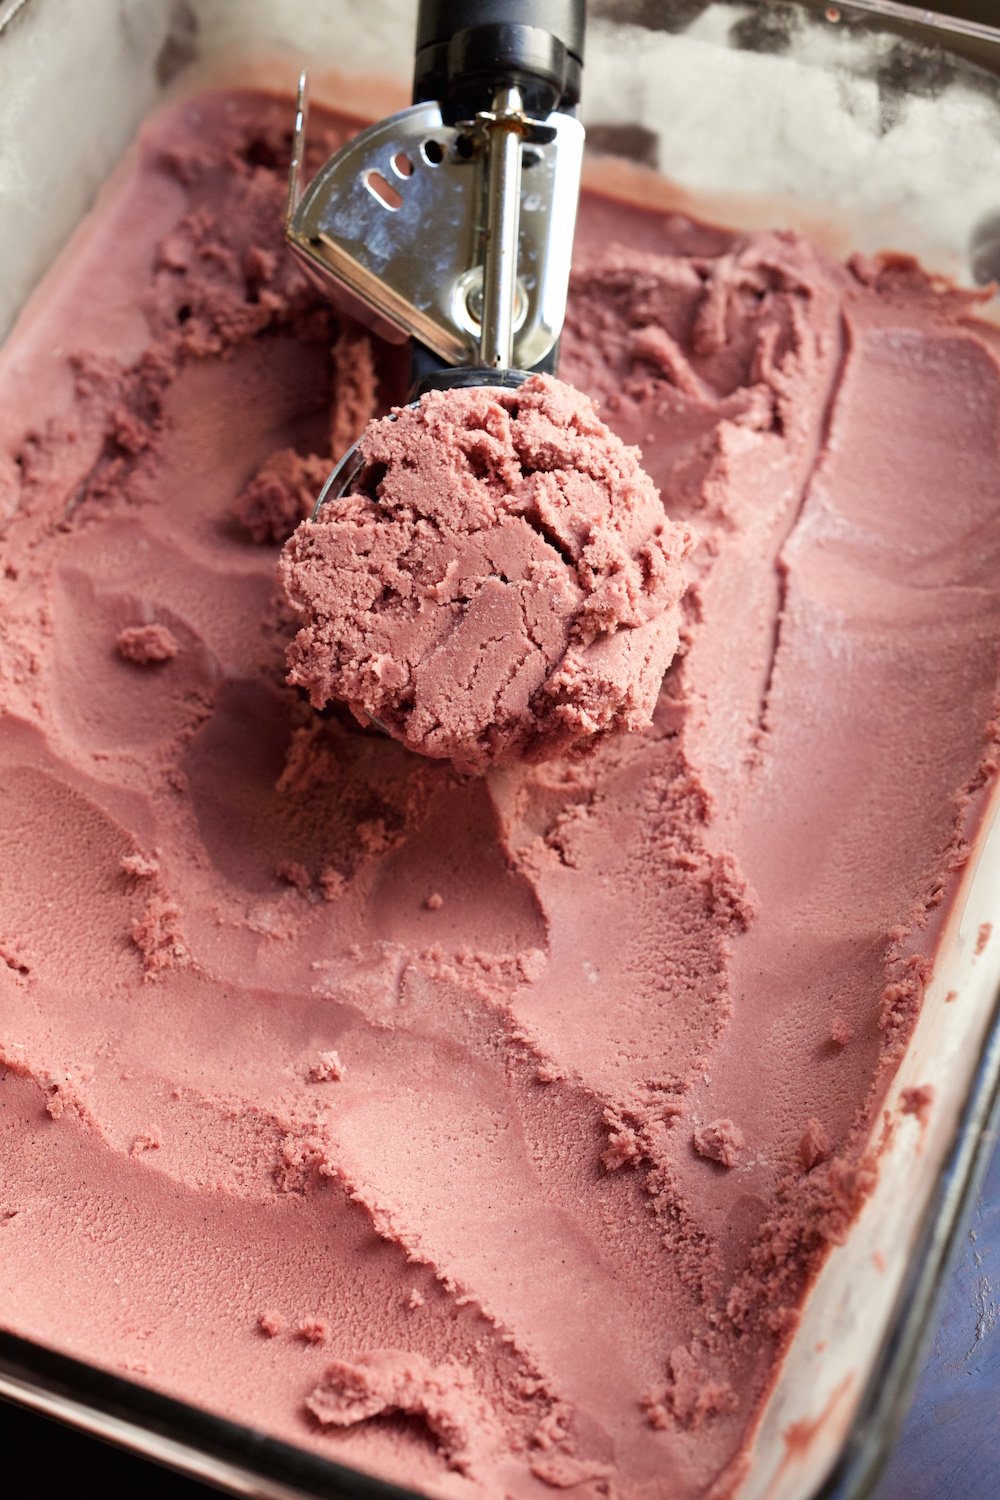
top-left (285, 74), bottom-right (584, 372)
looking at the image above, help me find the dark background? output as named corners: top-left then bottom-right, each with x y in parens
top-left (935, 0), bottom-right (995, 20)
top-left (3, 0), bottom-right (1000, 1495)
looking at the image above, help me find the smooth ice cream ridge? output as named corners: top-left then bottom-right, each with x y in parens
top-left (280, 374), bottom-right (692, 769)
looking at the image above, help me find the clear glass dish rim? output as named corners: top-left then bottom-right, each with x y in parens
top-left (826, 0), bottom-right (1000, 44)
top-left (1, 0), bottom-right (1000, 1497)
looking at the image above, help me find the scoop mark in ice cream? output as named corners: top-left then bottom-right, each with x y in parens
top-left (280, 375), bottom-right (692, 769)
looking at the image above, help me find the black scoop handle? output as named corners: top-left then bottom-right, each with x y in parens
top-left (413, 0), bottom-right (586, 115)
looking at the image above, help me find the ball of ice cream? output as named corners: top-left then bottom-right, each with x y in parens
top-left (279, 374), bottom-right (691, 769)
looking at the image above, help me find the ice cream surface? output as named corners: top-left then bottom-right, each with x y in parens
top-left (280, 375), bottom-right (691, 768)
top-left (1, 87), bottom-right (1000, 1500)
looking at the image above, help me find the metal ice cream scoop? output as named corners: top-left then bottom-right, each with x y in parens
top-left (284, 0), bottom-right (586, 510)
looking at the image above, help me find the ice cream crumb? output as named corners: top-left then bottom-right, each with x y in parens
top-left (116, 623), bottom-right (179, 664)
top-left (304, 1349), bottom-right (500, 1473)
top-left (130, 1132), bottom-right (161, 1155)
top-left (233, 448), bottom-right (329, 545)
top-left (257, 1310), bottom-right (284, 1338)
top-left (308, 1051), bottom-right (345, 1083)
top-left (945, 989), bottom-right (958, 1004)
top-left (693, 1119), bottom-right (744, 1168)
top-left (642, 1346), bottom-right (738, 1432)
top-left (518, 949), bottom-right (548, 983)
top-left (880, 953), bottom-right (932, 1035)
top-left (120, 850), bottom-right (159, 879)
top-left (602, 1107), bottom-right (644, 1172)
top-left (798, 1118), bottom-right (831, 1172)
top-left (276, 860), bottom-right (311, 890)
top-left (131, 895), bottom-right (189, 977)
top-left (425, 892), bottom-right (444, 911)
top-left (829, 1015), bottom-right (854, 1047)
top-left (901, 1084), bottom-right (934, 1125)
top-left (274, 1133), bottom-right (334, 1194)
top-left (43, 1086), bottom-right (69, 1120)
top-left (530, 1405), bottom-right (571, 1451)
top-left (37, 1069), bottom-right (91, 1124)
top-left (407, 1288), bottom-right (425, 1310)
top-left (297, 1318), bottom-right (329, 1345)
top-left (976, 922), bottom-right (992, 956)
top-left (318, 866), bottom-right (347, 902)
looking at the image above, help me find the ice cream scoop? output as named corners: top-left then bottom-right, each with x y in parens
top-left (281, 2), bottom-right (688, 764)
top-left (285, 0), bottom-right (586, 395)
top-left (286, 0), bottom-right (587, 500)
top-left (279, 373), bottom-right (692, 769)
top-left (298, 55), bottom-right (567, 510)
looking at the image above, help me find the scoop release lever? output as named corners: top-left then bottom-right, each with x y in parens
top-left (284, 0), bottom-right (586, 379)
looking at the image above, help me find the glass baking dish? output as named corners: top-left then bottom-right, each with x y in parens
top-left (1, 1), bottom-right (1000, 1497)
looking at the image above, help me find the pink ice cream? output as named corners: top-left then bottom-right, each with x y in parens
top-left (1, 86), bottom-right (1000, 1500)
top-left (280, 375), bottom-right (691, 768)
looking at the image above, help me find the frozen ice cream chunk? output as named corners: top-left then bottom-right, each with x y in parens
top-left (279, 374), bottom-right (691, 769)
